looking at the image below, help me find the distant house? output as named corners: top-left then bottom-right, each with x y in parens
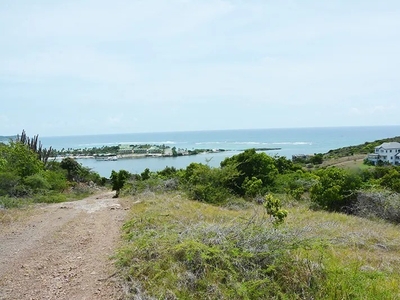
top-left (118, 145), bottom-right (133, 154)
top-left (148, 146), bottom-right (162, 154)
top-left (133, 146), bottom-right (147, 154)
top-left (292, 154), bottom-right (313, 162)
top-left (367, 142), bottom-right (400, 165)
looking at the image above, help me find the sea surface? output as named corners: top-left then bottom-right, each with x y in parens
top-left (40, 126), bottom-right (400, 177)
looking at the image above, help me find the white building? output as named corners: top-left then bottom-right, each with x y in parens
top-left (367, 142), bottom-right (400, 165)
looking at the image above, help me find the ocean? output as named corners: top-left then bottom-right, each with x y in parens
top-left (40, 126), bottom-right (400, 177)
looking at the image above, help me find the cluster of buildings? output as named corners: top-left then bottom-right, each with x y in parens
top-left (118, 145), bottom-right (164, 155)
top-left (118, 145), bottom-right (189, 156)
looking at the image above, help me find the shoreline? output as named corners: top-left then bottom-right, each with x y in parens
top-left (51, 147), bottom-right (282, 161)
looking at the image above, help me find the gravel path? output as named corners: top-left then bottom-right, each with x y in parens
top-left (0, 191), bottom-right (127, 300)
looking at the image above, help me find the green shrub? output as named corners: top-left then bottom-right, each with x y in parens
top-left (0, 172), bottom-right (21, 196)
top-left (121, 177), bottom-right (179, 196)
top-left (183, 163), bottom-right (238, 204)
top-left (0, 196), bottom-right (31, 209)
top-left (243, 177), bottom-right (263, 198)
top-left (310, 167), bottom-right (362, 211)
top-left (43, 170), bottom-right (68, 191)
top-left (33, 193), bottom-right (67, 204)
top-left (264, 194), bottom-right (288, 225)
top-left (23, 173), bottom-right (51, 191)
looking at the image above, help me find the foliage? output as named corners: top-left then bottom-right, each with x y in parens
top-left (221, 149), bottom-right (278, 196)
top-left (184, 163), bottom-right (239, 204)
top-left (121, 177), bottom-right (180, 196)
top-left (309, 153), bottom-right (324, 165)
top-left (310, 167), bottom-right (362, 211)
top-left (16, 130), bottom-right (52, 166)
top-left (110, 170), bottom-right (131, 197)
top-left (140, 168), bottom-right (151, 180)
top-left (0, 131), bottom-right (100, 208)
top-left (243, 176), bottom-right (263, 198)
top-left (0, 172), bottom-right (21, 197)
top-left (156, 166), bottom-right (178, 179)
top-left (23, 173), bottom-right (51, 191)
top-left (264, 194), bottom-right (288, 225)
top-left (379, 168), bottom-right (400, 192)
top-left (274, 170), bottom-right (318, 195)
top-left (274, 155), bottom-right (301, 173)
top-left (60, 157), bottom-right (81, 181)
top-left (0, 142), bottom-right (44, 177)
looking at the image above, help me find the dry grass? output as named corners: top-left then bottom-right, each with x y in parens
top-left (320, 155), bottom-right (370, 170)
top-left (0, 206), bottom-right (35, 225)
top-left (116, 192), bottom-right (400, 299)
top-left (286, 202), bottom-right (400, 273)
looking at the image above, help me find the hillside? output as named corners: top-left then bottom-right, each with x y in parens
top-left (324, 136), bottom-right (400, 158)
top-left (116, 192), bottom-right (400, 299)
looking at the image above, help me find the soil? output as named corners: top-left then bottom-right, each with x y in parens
top-left (0, 191), bottom-right (128, 300)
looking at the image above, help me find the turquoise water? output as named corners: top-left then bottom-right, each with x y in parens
top-left (40, 126), bottom-right (400, 177)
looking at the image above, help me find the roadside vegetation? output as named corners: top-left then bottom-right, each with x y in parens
top-left (0, 131), bottom-right (105, 211)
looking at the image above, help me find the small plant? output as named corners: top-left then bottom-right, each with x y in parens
top-left (264, 194), bottom-right (288, 225)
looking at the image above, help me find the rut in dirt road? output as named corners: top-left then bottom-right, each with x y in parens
top-left (0, 191), bottom-right (128, 300)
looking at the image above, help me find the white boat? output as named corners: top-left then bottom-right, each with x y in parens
top-left (94, 154), bottom-right (118, 161)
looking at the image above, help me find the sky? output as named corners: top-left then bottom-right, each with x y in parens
top-left (1, 0), bottom-right (400, 137)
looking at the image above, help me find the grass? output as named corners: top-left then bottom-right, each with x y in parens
top-left (116, 192), bottom-right (400, 299)
top-left (0, 186), bottom-right (96, 224)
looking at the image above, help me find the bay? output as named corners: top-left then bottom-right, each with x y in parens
top-left (40, 126), bottom-right (400, 177)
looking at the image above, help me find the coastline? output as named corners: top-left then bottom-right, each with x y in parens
top-left (51, 147), bottom-right (282, 161)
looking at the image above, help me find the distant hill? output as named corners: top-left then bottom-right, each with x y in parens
top-left (325, 136), bottom-right (400, 158)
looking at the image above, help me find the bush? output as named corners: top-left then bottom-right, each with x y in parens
top-left (0, 172), bottom-right (21, 196)
top-left (23, 173), bottom-right (51, 191)
top-left (0, 196), bottom-right (31, 209)
top-left (310, 167), bottom-right (362, 211)
top-left (353, 189), bottom-right (400, 223)
top-left (110, 170), bottom-right (131, 197)
top-left (44, 170), bottom-right (68, 191)
top-left (121, 177), bottom-right (180, 196)
top-left (184, 163), bottom-right (237, 204)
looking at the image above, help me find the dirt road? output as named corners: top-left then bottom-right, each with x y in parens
top-left (0, 191), bottom-right (128, 300)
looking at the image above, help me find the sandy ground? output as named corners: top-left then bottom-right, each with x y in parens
top-left (0, 191), bottom-right (128, 300)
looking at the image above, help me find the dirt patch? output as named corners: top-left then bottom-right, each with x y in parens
top-left (0, 191), bottom-right (128, 300)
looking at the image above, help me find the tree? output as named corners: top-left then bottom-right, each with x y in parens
top-left (60, 157), bottom-right (81, 181)
top-left (110, 170), bottom-right (131, 197)
top-left (309, 153), bottom-right (323, 165)
top-left (221, 149), bottom-right (278, 196)
top-left (141, 168), bottom-right (151, 180)
top-left (274, 156), bottom-right (300, 174)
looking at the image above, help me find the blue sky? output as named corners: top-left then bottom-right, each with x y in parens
top-left (1, 0), bottom-right (399, 136)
